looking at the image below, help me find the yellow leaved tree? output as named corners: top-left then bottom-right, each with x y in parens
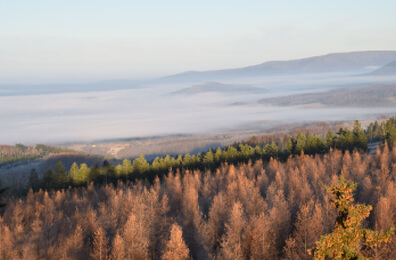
top-left (310, 176), bottom-right (394, 260)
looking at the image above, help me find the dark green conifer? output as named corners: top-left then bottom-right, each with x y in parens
top-left (28, 168), bottom-right (40, 191)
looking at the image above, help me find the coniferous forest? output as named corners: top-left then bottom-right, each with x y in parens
top-left (23, 119), bottom-right (395, 192)
top-left (1, 119), bottom-right (396, 259)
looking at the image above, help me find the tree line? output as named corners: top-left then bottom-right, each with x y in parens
top-left (366, 117), bottom-right (396, 144)
top-left (28, 119), bottom-right (396, 191)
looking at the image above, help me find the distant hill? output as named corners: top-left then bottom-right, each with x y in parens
top-left (368, 60), bottom-right (396, 76)
top-left (0, 152), bottom-right (105, 190)
top-left (0, 79), bottom-right (144, 96)
top-left (170, 82), bottom-right (265, 95)
top-left (162, 51), bottom-right (396, 82)
top-left (258, 84), bottom-right (396, 107)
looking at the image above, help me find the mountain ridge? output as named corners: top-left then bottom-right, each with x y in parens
top-left (162, 50), bottom-right (396, 82)
top-left (368, 60), bottom-right (396, 76)
top-left (258, 84), bottom-right (396, 107)
top-left (170, 81), bottom-right (265, 95)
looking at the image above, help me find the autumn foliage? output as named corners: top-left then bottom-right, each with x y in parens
top-left (1, 145), bottom-right (396, 259)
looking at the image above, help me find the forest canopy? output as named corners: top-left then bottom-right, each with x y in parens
top-left (1, 144), bottom-right (396, 259)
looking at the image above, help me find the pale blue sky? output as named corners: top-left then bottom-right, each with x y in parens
top-left (1, 0), bottom-right (396, 83)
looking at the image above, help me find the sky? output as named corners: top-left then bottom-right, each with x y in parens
top-left (1, 0), bottom-right (396, 84)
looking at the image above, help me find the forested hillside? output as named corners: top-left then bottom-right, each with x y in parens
top-left (0, 118), bottom-right (395, 259)
top-left (1, 145), bottom-right (396, 259)
top-left (259, 84), bottom-right (396, 107)
top-left (0, 144), bottom-right (77, 165)
top-left (26, 118), bottom-right (396, 192)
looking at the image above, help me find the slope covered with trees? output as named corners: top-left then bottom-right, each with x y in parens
top-left (1, 145), bottom-right (396, 259)
top-left (1, 118), bottom-right (396, 259)
top-left (258, 84), bottom-right (396, 107)
top-left (28, 118), bottom-right (396, 192)
top-left (0, 144), bottom-right (77, 165)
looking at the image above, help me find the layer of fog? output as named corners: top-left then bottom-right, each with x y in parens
top-left (1, 73), bottom-right (396, 145)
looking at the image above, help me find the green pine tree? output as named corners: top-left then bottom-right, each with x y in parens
top-left (203, 149), bottom-right (214, 168)
top-left (55, 161), bottom-right (70, 188)
top-left (214, 147), bottom-right (223, 163)
top-left (89, 163), bottom-right (101, 181)
top-left (28, 168), bottom-right (40, 191)
top-left (325, 129), bottom-right (335, 150)
top-left (254, 145), bottom-right (262, 160)
top-left (353, 120), bottom-right (368, 151)
top-left (132, 155), bottom-right (150, 175)
top-left (264, 142), bottom-right (279, 159)
top-left (366, 123), bottom-right (374, 142)
top-left (383, 118), bottom-right (396, 147)
top-left (295, 132), bottom-right (306, 154)
top-left (310, 176), bottom-right (394, 259)
top-left (286, 137), bottom-right (294, 155)
top-left (42, 168), bottom-right (55, 189)
top-left (69, 162), bottom-right (79, 181)
top-left (0, 180), bottom-right (8, 208)
top-left (182, 153), bottom-right (192, 168)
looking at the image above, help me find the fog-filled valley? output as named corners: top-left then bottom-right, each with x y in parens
top-left (1, 51), bottom-right (396, 147)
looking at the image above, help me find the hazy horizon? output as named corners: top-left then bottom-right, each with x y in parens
top-left (2, 1), bottom-right (396, 84)
top-left (1, 72), bottom-right (395, 145)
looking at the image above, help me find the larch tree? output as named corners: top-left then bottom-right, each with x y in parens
top-left (162, 223), bottom-right (190, 260)
top-left (110, 232), bottom-right (125, 260)
top-left (181, 174), bottom-right (206, 259)
top-left (248, 212), bottom-right (273, 260)
top-left (123, 212), bottom-right (150, 259)
top-left (66, 225), bottom-right (84, 259)
top-left (219, 201), bottom-right (246, 260)
top-left (368, 196), bottom-right (395, 259)
top-left (284, 200), bottom-right (324, 260)
top-left (266, 189), bottom-right (291, 257)
top-left (203, 192), bottom-right (228, 257)
top-left (0, 219), bottom-right (17, 259)
top-left (91, 227), bottom-right (109, 260)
